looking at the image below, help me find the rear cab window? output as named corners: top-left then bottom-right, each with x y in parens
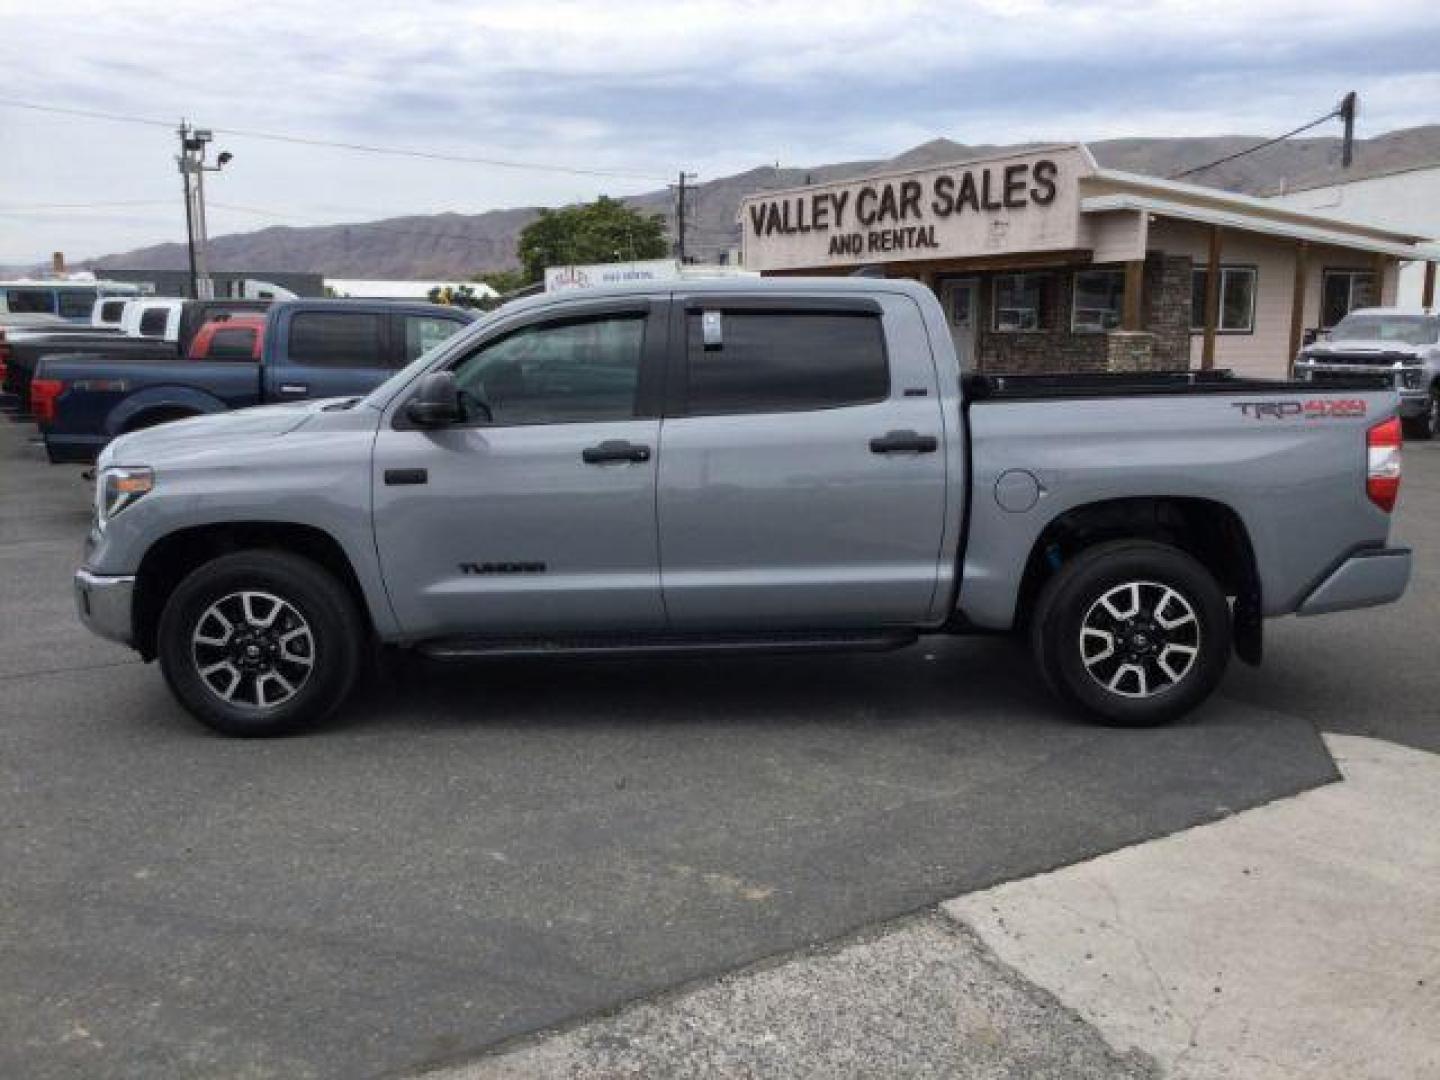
top-left (204, 327), bottom-right (259, 360)
top-left (681, 307), bottom-right (890, 415)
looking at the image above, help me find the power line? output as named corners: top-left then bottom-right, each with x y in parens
top-left (0, 96), bottom-right (672, 182)
top-left (1167, 97), bottom-right (1355, 180)
top-left (0, 199), bottom-right (175, 213)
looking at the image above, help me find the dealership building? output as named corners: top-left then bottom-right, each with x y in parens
top-left (738, 144), bottom-right (1440, 377)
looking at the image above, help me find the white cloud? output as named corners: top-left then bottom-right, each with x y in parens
top-left (0, 0), bottom-right (1435, 262)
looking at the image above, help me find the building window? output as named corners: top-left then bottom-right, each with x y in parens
top-left (993, 273), bottom-right (1053, 332)
top-left (1321, 270), bottom-right (1376, 329)
top-left (1072, 269), bottom-right (1125, 332)
top-left (1190, 266), bottom-right (1256, 333)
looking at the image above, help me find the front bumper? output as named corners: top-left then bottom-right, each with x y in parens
top-left (74, 568), bottom-right (136, 646)
top-left (1296, 548), bottom-right (1412, 617)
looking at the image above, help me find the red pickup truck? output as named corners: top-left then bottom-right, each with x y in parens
top-left (184, 313), bottom-right (267, 361)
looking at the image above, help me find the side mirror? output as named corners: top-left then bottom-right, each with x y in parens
top-left (406, 371), bottom-right (463, 427)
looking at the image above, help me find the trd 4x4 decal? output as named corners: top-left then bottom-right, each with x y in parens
top-left (1233, 399), bottom-right (1367, 420)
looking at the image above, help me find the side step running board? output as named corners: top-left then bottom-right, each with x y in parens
top-left (416, 629), bottom-right (919, 661)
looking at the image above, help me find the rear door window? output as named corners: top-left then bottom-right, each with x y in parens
top-left (683, 309), bottom-right (889, 415)
top-left (288, 312), bottom-right (385, 368)
top-left (58, 290), bottom-right (97, 318)
top-left (138, 307), bottom-right (170, 336)
top-left (5, 288), bottom-right (55, 314)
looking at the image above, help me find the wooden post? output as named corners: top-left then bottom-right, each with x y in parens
top-left (1121, 259), bottom-right (1144, 331)
top-left (1287, 241), bottom-right (1309, 375)
top-left (1201, 226), bottom-right (1222, 370)
top-left (1424, 261), bottom-right (1437, 309)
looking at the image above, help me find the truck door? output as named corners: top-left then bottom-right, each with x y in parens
top-left (656, 294), bottom-right (950, 629)
top-left (372, 299), bottom-right (669, 638)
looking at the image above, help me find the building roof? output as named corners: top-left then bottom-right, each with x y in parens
top-left (1083, 166), bottom-right (1435, 246)
top-left (1269, 157), bottom-right (1440, 197)
top-left (1081, 193), bottom-right (1440, 260)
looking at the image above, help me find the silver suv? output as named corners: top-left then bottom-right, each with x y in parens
top-left (1295, 307), bottom-right (1440, 439)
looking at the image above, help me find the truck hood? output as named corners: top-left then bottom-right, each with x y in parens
top-left (100, 398), bottom-right (352, 468)
top-left (1306, 339), bottom-right (1427, 360)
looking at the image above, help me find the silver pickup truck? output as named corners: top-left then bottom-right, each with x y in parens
top-left (74, 278), bottom-right (1412, 736)
top-left (1295, 307), bottom-right (1440, 440)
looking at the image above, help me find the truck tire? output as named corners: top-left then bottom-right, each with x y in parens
top-left (1401, 386), bottom-right (1439, 441)
top-left (1030, 540), bottom-right (1230, 727)
top-left (157, 551), bottom-right (363, 736)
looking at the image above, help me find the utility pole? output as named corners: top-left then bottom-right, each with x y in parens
top-left (675, 171), bottom-right (697, 264)
top-left (177, 121), bottom-right (199, 298)
top-left (1338, 91), bottom-right (1358, 168)
top-left (176, 124), bottom-right (233, 299)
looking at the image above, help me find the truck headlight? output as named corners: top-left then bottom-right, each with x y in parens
top-left (96, 466), bottom-right (154, 527)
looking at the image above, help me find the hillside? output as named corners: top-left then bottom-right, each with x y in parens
top-left (88, 126), bottom-right (1440, 280)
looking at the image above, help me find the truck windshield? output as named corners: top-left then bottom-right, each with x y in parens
top-left (1330, 314), bottom-right (1439, 345)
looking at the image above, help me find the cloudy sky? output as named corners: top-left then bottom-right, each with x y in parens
top-left (1, 0), bottom-right (1438, 264)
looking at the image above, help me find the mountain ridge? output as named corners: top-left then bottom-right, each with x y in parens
top-left (87, 126), bottom-right (1440, 280)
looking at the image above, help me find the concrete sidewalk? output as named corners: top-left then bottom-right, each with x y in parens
top-left (428, 734), bottom-right (1439, 1078)
top-left (950, 734), bottom-right (1440, 1079)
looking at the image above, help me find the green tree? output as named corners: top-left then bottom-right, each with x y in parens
top-left (516, 196), bottom-right (668, 282)
top-left (426, 284), bottom-right (486, 309)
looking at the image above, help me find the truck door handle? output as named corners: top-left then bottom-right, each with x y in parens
top-left (582, 440), bottom-right (651, 464)
top-left (869, 430), bottom-right (938, 454)
top-left (278, 383), bottom-right (309, 396)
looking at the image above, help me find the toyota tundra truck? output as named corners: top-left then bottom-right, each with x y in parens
top-left (73, 278), bottom-right (1412, 736)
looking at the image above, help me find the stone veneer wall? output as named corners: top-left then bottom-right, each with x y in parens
top-left (1143, 252), bottom-right (1194, 369)
top-left (973, 273), bottom-right (1109, 374)
top-left (968, 253), bottom-right (1195, 374)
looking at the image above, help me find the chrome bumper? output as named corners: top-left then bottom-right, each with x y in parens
top-left (1296, 548), bottom-right (1412, 617)
top-left (74, 568), bottom-right (136, 646)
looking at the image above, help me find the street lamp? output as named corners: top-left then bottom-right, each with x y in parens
top-left (176, 123), bottom-right (233, 299)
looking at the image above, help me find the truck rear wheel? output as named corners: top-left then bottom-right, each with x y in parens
top-left (157, 551), bottom-right (363, 736)
top-left (1030, 540), bottom-right (1230, 726)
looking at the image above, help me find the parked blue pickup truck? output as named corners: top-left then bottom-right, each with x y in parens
top-left (34, 299), bottom-right (475, 463)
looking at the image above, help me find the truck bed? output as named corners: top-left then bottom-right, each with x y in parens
top-left (964, 368), bottom-right (1391, 400)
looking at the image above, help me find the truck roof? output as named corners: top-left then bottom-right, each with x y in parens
top-left (271, 298), bottom-right (476, 318)
top-left (500, 275), bottom-right (934, 317)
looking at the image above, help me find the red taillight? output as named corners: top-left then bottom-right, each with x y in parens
top-left (1367, 416), bottom-right (1403, 512)
top-left (30, 378), bottom-right (65, 425)
top-left (0, 331), bottom-right (10, 384)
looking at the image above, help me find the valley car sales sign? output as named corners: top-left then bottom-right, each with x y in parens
top-left (739, 146), bottom-right (1093, 271)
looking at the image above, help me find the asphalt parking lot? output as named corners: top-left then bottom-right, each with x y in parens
top-left (1, 408), bottom-right (1434, 1079)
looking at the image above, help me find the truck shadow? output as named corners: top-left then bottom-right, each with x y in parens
top-left (340, 636), bottom-right (1090, 736)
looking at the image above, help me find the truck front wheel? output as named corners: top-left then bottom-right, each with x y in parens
top-left (1030, 541), bottom-right (1230, 726)
top-left (157, 551), bottom-right (363, 736)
